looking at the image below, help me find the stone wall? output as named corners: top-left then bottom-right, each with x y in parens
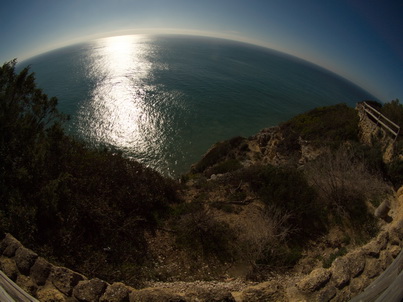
top-left (0, 234), bottom-right (233, 301)
top-left (1, 216), bottom-right (402, 301)
top-left (0, 234), bottom-right (133, 301)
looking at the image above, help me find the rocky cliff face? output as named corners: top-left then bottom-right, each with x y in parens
top-left (1, 186), bottom-right (402, 301)
top-left (356, 102), bottom-right (399, 163)
top-left (1, 103), bottom-right (402, 301)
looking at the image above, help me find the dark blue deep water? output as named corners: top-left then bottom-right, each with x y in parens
top-left (21, 35), bottom-right (377, 177)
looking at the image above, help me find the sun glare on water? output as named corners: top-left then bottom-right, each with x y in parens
top-left (77, 35), bottom-right (161, 158)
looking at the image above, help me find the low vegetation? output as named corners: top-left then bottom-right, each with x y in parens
top-left (0, 61), bottom-right (180, 282)
top-left (278, 103), bottom-right (359, 152)
top-left (1, 60), bottom-right (401, 284)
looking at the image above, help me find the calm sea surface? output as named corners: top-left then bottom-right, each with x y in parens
top-left (21, 35), bottom-right (377, 177)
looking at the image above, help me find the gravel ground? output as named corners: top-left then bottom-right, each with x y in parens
top-left (143, 279), bottom-right (258, 293)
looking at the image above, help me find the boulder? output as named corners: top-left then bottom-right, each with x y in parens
top-left (389, 245), bottom-right (401, 258)
top-left (374, 200), bottom-right (390, 219)
top-left (16, 274), bottom-right (37, 296)
top-left (375, 231), bottom-right (389, 250)
top-left (1, 234), bottom-right (22, 257)
top-left (36, 286), bottom-right (68, 302)
top-left (345, 251), bottom-right (365, 278)
top-left (379, 249), bottom-right (394, 270)
top-left (73, 278), bottom-right (108, 302)
top-left (362, 241), bottom-right (381, 258)
top-left (0, 257), bottom-right (18, 281)
top-left (49, 266), bottom-right (86, 296)
top-left (100, 282), bottom-right (131, 302)
top-left (296, 268), bottom-right (332, 292)
top-left (364, 258), bottom-right (382, 279)
top-left (315, 285), bottom-right (336, 302)
top-left (14, 246), bottom-right (38, 275)
top-left (331, 257), bottom-right (351, 289)
top-left (389, 220), bottom-right (403, 242)
top-left (349, 276), bottom-right (370, 296)
top-left (30, 257), bottom-right (53, 286)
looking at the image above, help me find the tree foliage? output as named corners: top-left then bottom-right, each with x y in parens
top-left (0, 60), bottom-right (180, 281)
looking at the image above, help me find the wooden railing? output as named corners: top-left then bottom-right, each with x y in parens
top-left (350, 249), bottom-right (403, 302)
top-left (0, 271), bottom-right (39, 302)
top-left (362, 102), bottom-right (400, 142)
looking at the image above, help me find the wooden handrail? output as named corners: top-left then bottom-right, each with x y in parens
top-left (0, 271), bottom-right (39, 302)
top-left (350, 249), bottom-right (403, 302)
top-left (361, 102), bottom-right (400, 141)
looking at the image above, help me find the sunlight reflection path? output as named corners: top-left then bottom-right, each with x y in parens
top-left (77, 35), bottom-right (163, 164)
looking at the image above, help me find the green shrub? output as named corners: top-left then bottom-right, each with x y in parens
top-left (207, 159), bottom-right (242, 176)
top-left (192, 136), bottom-right (245, 173)
top-left (238, 164), bottom-right (324, 241)
top-left (278, 104), bottom-right (359, 152)
top-left (381, 99), bottom-right (403, 132)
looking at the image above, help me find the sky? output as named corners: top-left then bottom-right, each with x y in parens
top-left (1, 0), bottom-right (402, 101)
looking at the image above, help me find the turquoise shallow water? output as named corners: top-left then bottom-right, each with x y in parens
top-left (21, 35), bottom-right (377, 177)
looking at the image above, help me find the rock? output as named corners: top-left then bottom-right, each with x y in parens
top-left (390, 245), bottom-right (401, 258)
top-left (389, 220), bottom-right (403, 242)
top-left (100, 282), bottom-right (131, 302)
top-left (239, 281), bottom-right (287, 302)
top-left (349, 276), bottom-right (370, 295)
top-left (30, 257), bottom-right (53, 286)
top-left (14, 246), bottom-right (38, 275)
top-left (185, 287), bottom-right (235, 302)
top-left (129, 288), bottom-right (186, 302)
top-left (345, 251), bottom-right (365, 278)
top-left (315, 285), bottom-right (336, 302)
top-left (375, 231), bottom-right (389, 250)
top-left (331, 257), bottom-right (351, 289)
top-left (0, 257), bottom-right (19, 281)
top-left (362, 241), bottom-right (381, 258)
top-left (16, 274), bottom-right (37, 296)
top-left (37, 286), bottom-right (68, 302)
top-left (389, 228), bottom-right (402, 246)
top-left (330, 288), bottom-right (351, 302)
top-left (296, 268), bottom-right (332, 292)
top-left (379, 249), bottom-right (394, 270)
top-left (1, 234), bottom-right (23, 257)
top-left (364, 258), bottom-right (381, 279)
top-left (50, 266), bottom-right (86, 296)
top-left (374, 200), bottom-right (390, 219)
top-left (73, 278), bottom-right (108, 302)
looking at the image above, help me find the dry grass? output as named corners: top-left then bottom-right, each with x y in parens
top-left (304, 145), bottom-right (392, 233)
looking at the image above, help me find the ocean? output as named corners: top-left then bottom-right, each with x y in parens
top-left (21, 34), bottom-right (377, 177)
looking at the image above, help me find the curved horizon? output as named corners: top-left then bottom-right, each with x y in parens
top-left (1, 1), bottom-right (401, 101)
top-left (19, 32), bottom-right (380, 103)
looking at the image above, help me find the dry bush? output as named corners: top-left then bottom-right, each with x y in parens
top-left (304, 145), bottom-right (391, 221)
top-left (236, 204), bottom-right (292, 267)
top-left (174, 203), bottom-right (236, 261)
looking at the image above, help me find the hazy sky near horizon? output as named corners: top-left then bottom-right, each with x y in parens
top-left (1, 0), bottom-right (402, 101)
